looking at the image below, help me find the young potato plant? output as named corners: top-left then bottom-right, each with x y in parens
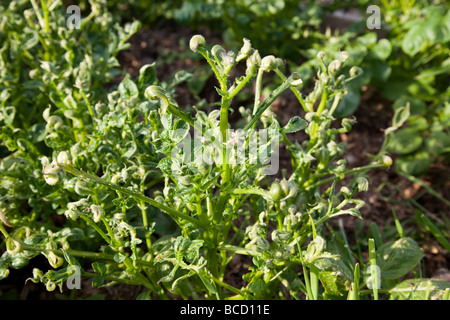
top-left (2, 32), bottom-right (399, 299)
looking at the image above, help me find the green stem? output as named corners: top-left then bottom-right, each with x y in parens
top-left (368, 238), bottom-right (379, 300)
top-left (79, 215), bottom-right (111, 245)
top-left (253, 68), bottom-right (264, 115)
top-left (316, 88), bottom-right (328, 116)
top-left (19, 242), bottom-right (154, 268)
top-left (310, 265), bottom-right (319, 300)
top-left (243, 75), bottom-right (293, 131)
top-left (275, 69), bottom-right (308, 112)
top-left (40, 0), bottom-right (50, 32)
top-left (0, 223), bottom-right (10, 238)
top-left (139, 201), bottom-right (153, 252)
top-left (298, 245), bottom-right (313, 300)
top-left (213, 278), bottom-right (246, 298)
top-left (228, 71), bottom-right (255, 100)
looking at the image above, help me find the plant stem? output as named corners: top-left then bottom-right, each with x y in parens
top-left (79, 215), bottom-right (111, 245)
top-left (275, 69), bottom-right (308, 112)
top-left (243, 75), bottom-right (292, 131)
top-left (139, 201), bottom-right (153, 252)
top-left (41, 0), bottom-right (50, 32)
top-left (368, 238), bottom-right (379, 300)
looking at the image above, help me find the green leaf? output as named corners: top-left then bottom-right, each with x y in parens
top-left (119, 77), bottom-right (139, 100)
top-left (113, 253), bottom-right (126, 263)
top-left (319, 270), bottom-right (350, 300)
top-left (333, 86), bottom-right (360, 118)
top-left (282, 116), bottom-right (308, 133)
top-left (92, 262), bottom-right (107, 276)
top-left (425, 131), bottom-right (450, 157)
top-left (393, 96), bottom-right (426, 116)
top-left (198, 272), bottom-right (218, 294)
top-left (138, 63), bottom-right (157, 89)
top-left (402, 23), bottom-right (428, 56)
top-left (390, 279), bottom-right (450, 300)
top-left (395, 151), bottom-right (432, 176)
top-left (386, 128), bottom-right (423, 155)
top-left (248, 276), bottom-right (265, 295)
top-left (376, 237), bottom-right (423, 280)
top-left (371, 38), bottom-right (392, 60)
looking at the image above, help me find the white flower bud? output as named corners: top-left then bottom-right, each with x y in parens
top-left (45, 115), bottom-right (63, 132)
top-left (382, 155), bottom-right (393, 166)
top-left (340, 51), bottom-right (349, 62)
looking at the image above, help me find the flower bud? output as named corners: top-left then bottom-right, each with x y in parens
top-left (340, 186), bottom-right (351, 196)
top-left (45, 115), bottom-right (63, 132)
top-left (145, 85), bottom-right (169, 114)
top-left (42, 159), bottom-right (65, 186)
top-left (382, 155), bottom-right (393, 166)
top-left (6, 237), bottom-right (21, 255)
top-left (222, 51), bottom-right (235, 68)
top-left (189, 34), bottom-right (205, 52)
top-left (340, 51), bottom-right (349, 62)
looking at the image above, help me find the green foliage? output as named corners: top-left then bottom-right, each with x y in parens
top-left (1, 0), bottom-right (449, 301)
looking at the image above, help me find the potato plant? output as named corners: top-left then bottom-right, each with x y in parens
top-left (1, 1), bottom-right (449, 300)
